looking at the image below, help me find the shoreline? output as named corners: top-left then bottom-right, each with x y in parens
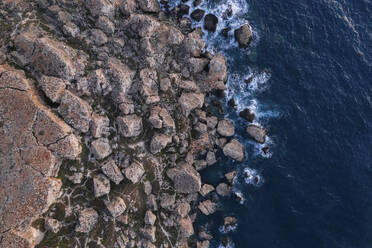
top-left (0, 0), bottom-right (268, 247)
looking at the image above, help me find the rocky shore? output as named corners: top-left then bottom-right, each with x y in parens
top-left (0, 0), bottom-right (267, 247)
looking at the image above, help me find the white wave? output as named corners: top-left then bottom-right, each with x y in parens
top-left (219, 223), bottom-right (238, 234)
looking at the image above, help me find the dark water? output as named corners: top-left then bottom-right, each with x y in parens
top-left (184, 0), bottom-right (372, 247)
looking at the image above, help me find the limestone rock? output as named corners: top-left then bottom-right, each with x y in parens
top-left (217, 119), bottom-right (235, 137)
top-left (198, 200), bottom-right (217, 215)
top-left (105, 196), bottom-right (126, 218)
top-left (178, 217), bottom-right (194, 239)
top-left (38, 75), bottom-right (66, 103)
top-left (117, 114), bottom-right (143, 137)
top-left (150, 133), bottom-right (172, 154)
top-left (91, 138), bottom-right (112, 160)
top-left (145, 210), bottom-right (156, 225)
top-left (216, 183), bottom-right (232, 196)
top-left (167, 164), bottom-right (201, 193)
top-left (93, 174), bottom-right (111, 197)
top-left (75, 208), bottom-right (98, 233)
top-left (58, 90), bottom-right (92, 133)
top-left (179, 92), bottom-right (204, 116)
top-left (124, 162), bottom-right (145, 184)
top-left (235, 24), bottom-right (253, 48)
top-left (246, 124), bottom-right (267, 144)
top-left (223, 139), bottom-right (245, 161)
top-left (101, 159), bottom-right (124, 184)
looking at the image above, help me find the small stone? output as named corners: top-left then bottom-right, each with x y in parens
top-left (216, 183), bottom-right (232, 196)
top-left (239, 108), bottom-right (255, 122)
top-left (97, 15), bottom-right (115, 35)
top-left (204, 14), bottom-right (218, 32)
top-left (167, 164), bottom-right (201, 193)
top-left (246, 124), bottom-right (267, 144)
top-left (45, 218), bottom-right (62, 233)
top-left (206, 116), bottom-right (218, 129)
top-left (221, 27), bottom-right (231, 37)
top-left (206, 151), bottom-right (217, 166)
top-left (179, 93), bottom-right (204, 116)
top-left (197, 240), bottom-right (210, 248)
top-left (75, 208), bottom-right (98, 233)
top-left (86, 0), bottom-right (115, 18)
top-left (198, 200), bottom-right (217, 215)
top-left (160, 193), bottom-right (176, 209)
top-left (58, 90), bottom-right (92, 133)
top-left (225, 171), bottom-right (237, 183)
top-left (176, 202), bottom-right (191, 218)
top-left (117, 114), bottom-right (143, 137)
top-left (141, 226), bottom-right (156, 242)
top-left (101, 159), bottom-right (124, 184)
top-left (124, 162), bottom-right (145, 184)
top-left (160, 77), bottom-right (171, 92)
top-left (138, 0), bottom-right (160, 13)
top-left (217, 119), bottom-right (235, 137)
top-left (66, 172), bottom-right (83, 184)
top-left (38, 75), bottom-right (66, 103)
top-left (90, 29), bottom-right (108, 46)
top-left (224, 216), bottom-right (238, 230)
top-left (90, 114), bottom-right (110, 138)
top-left (145, 210), bottom-right (156, 225)
top-left (91, 138), bottom-right (112, 160)
top-left (200, 184), bottom-right (214, 197)
top-left (179, 4), bottom-right (190, 15)
top-left (150, 133), bottom-right (172, 154)
top-left (93, 174), bottom-right (110, 197)
top-left (143, 180), bottom-right (152, 195)
top-left (235, 24), bottom-right (253, 48)
top-left (223, 139), bottom-right (245, 161)
top-left (140, 68), bottom-right (159, 104)
top-left (178, 216), bottom-right (194, 238)
top-left (191, 9), bottom-right (205, 22)
top-left (105, 196), bottom-right (126, 217)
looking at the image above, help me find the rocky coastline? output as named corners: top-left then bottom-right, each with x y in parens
top-left (0, 0), bottom-right (267, 247)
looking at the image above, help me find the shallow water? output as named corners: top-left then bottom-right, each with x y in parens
top-left (174, 0), bottom-right (372, 247)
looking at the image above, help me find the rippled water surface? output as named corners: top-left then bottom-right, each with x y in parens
top-left (173, 0), bottom-right (372, 247)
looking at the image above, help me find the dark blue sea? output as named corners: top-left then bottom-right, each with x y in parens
top-left (169, 0), bottom-right (372, 247)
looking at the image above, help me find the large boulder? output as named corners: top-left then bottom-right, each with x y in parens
top-left (75, 208), bottom-right (98, 233)
top-left (117, 114), bottom-right (143, 137)
top-left (101, 159), bottom-right (124, 184)
top-left (217, 119), bottom-right (235, 137)
top-left (223, 139), bottom-right (245, 161)
top-left (204, 14), bottom-right (218, 32)
top-left (150, 133), bottom-right (172, 154)
top-left (90, 138), bottom-right (112, 160)
top-left (105, 197), bottom-right (126, 218)
top-left (246, 124), bottom-right (267, 144)
top-left (58, 90), bottom-right (92, 133)
top-left (179, 92), bottom-right (204, 116)
top-left (124, 162), bottom-right (145, 184)
top-left (167, 164), bottom-right (201, 193)
top-left (234, 24), bottom-right (253, 48)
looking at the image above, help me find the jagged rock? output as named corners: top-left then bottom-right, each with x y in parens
top-left (145, 210), bottom-right (156, 225)
top-left (140, 68), bottom-right (160, 104)
top-left (188, 57), bottom-right (209, 74)
top-left (183, 31), bottom-right (205, 57)
top-left (239, 108), bottom-right (255, 122)
top-left (197, 240), bottom-right (210, 248)
top-left (91, 138), bottom-right (112, 160)
top-left (31, 37), bottom-right (86, 80)
top-left (160, 193), bottom-right (176, 209)
top-left (105, 196), bottom-right (126, 217)
top-left (90, 29), bottom-right (108, 46)
top-left (179, 4), bottom-right (190, 15)
top-left (85, 0), bottom-right (115, 18)
top-left (200, 184), bottom-right (214, 196)
top-left (93, 174), bottom-right (111, 197)
top-left (204, 14), bottom-right (218, 32)
top-left (160, 77), bottom-right (171, 92)
top-left (216, 183), bottom-right (232, 196)
top-left (97, 15), bottom-right (115, 35)
top-left (217, 119), bottom-right (235, 137)
top-left (75, 208), bottom-right (98, 233)
top-left (223, 139), bottom-right (245, 161)
top-left (198, 200), bottom-right (217, 215)
top-left (138, 0), bottom-right (160, 13)
top-left (119, 0), bottom-right (136, 16)
top-left (167, 164), bottom-right (201, 193)
top-left (235, 24), bottom-right (253, 48)
top-left (58, 90), bottom-right (92, 133)
top-left (179, 92), bottom-right (204, 116)
top-left (124, 162), bottom-right (145, 184)
top-left (38, 75), bottom-right (66, 103)
top-left (141, 226), bottom-right (156, 242)
top-left (101, 159), bottom-right (124, 184)
top-left (194, 122), bottom-right (208, 135)
top-left (178, 216), bottom-right (194, 238)
top-left (149, 107), bottom-right (175, 133)
top-left (206, 151), bottom-right (217, 165)
top-left (222, 27), bottom-right (231, 37)
top-left (150, 133), bottom-right (172, 154)
top-left (176, 202), bottom-right (191, 218)
top-left (45, 218), bottom-right (62, 233)
top-left (117, 114), bottom-right (143, 137)
top-left (246, 124), bottom-right (267, 144)
top-left (206, 116), bottom-right (218, 129)
top-left (90, 114), bottom-right (110, 138)
top-left (208, 54), bottom-right (228, 83)
top-left (225, 171), bottom-right (237, 183)
top-left (191, 9), bottom-right (205, 22)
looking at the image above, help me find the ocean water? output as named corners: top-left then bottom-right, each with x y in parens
top-left (170, 0), bottom-right (372, 247)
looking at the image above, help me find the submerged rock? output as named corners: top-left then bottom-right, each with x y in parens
top-left (246, 124), bottom-right (267, 144)
top-left (191, 9), bottom-right (205, 22)
top-left (204, 14), bottom-right (218, 32)
top-left (239, 108), bottom-right (255, 122)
